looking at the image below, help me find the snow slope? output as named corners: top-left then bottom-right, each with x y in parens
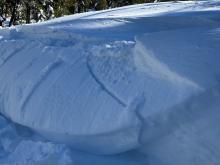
top-left (0, 1), bottom-right (220, 164)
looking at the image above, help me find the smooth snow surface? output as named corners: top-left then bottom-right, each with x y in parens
top-left (0, 1), bottom-right (220, 164)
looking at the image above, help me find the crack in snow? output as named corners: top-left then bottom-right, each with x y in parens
top-left (87, 56), bottom-right (127, 107)
top-left (20, 58), bottom-right (63, 118)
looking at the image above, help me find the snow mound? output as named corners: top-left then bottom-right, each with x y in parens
top-left (0, 1), bottom-right (220, 159)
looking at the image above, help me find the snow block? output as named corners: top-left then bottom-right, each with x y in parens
top-left (0, 5), bottom-right (220, 156)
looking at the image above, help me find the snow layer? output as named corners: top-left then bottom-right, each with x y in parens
top-left (0, 0), bottom-right (220, 164)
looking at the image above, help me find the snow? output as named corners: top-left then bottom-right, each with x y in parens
top-left (0, 1), bottom-right (220, 164)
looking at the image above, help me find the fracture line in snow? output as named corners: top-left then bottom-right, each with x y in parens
top-left (20, 58), bottom-right (63, 117)
top-left (0, 44), bottom-right (25, 69)
top-left (87, 57), bottom-right (127, 107)
top-left (127, 93), bottom-right (146, 146)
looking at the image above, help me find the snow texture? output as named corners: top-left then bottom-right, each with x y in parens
top-left (0, 0), bottom-right (220, 164)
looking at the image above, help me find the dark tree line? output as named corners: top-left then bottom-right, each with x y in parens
top-left (0, 0), bottom-right (56, 26)
top-left (0, 0), bottom-right (187, 27)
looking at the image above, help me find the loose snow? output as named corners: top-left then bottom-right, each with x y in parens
top-left (0, 1), bottom-right (220, 164)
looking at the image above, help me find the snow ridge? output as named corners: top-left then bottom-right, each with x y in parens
top-left (133, 38), bottom-right (202, 90)
top-left (0, 1), bottom-right (220, 164)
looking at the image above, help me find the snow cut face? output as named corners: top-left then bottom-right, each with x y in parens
top-left (0, 36), bottom-right (142, 155)
top-left (0, 1), bottom-right (220, 158)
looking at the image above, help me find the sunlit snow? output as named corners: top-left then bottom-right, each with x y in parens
top-left (0, 1), bottom-right (220, 165)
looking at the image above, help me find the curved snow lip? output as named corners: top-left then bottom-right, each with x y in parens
top-left (0, 38), bottom-right (145, 154)
top-left (34, 122), bottom-right (141, 155)
top-left (0, 1), bottom-right (220, 157)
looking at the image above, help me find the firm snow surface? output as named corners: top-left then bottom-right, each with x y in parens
top-left (0, 1), bottom-right (220, 164)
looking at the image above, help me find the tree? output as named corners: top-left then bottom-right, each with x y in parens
top-left (9, 0), bottom-right (20, 26)
top-left (0, 14), bottom-right (6, 27)
top-left (96, 0), bottom-right (108, 10)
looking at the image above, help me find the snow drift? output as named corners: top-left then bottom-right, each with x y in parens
top-left (0, 1), bottom-right (220, 161)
